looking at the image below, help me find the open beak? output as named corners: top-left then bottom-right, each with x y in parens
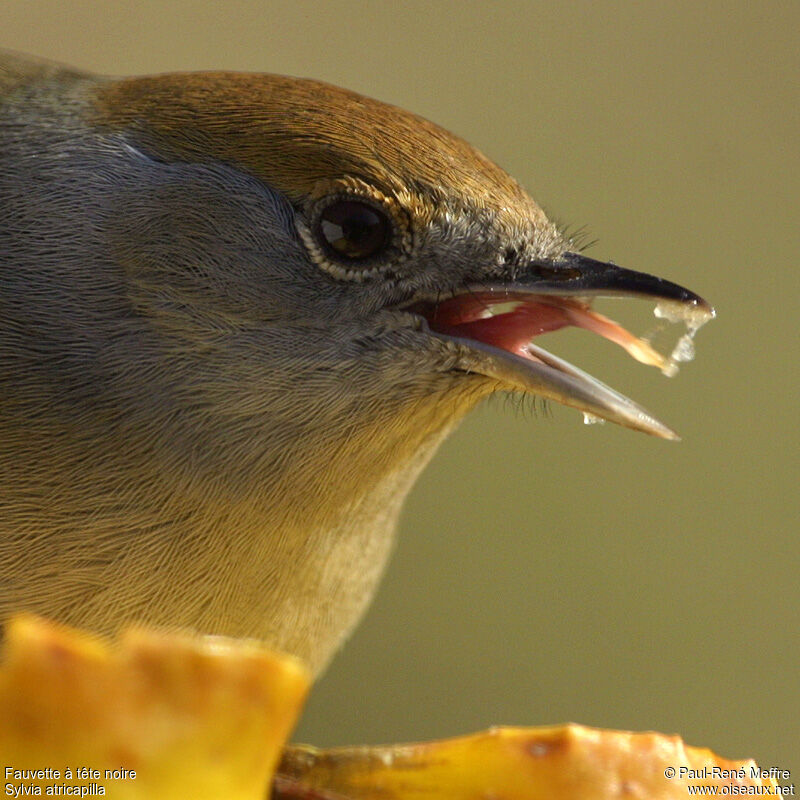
top-left (410, 252), bottom-right (714, 440)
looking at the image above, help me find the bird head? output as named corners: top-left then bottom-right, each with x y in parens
top-left (92, 70), bottom-right (712, 447)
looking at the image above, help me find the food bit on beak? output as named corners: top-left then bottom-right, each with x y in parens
top-left (653, 300), bottom-right (716, 377)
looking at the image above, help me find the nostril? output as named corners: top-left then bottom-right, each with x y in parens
top-left (530, 264), bottom-right (582, 281)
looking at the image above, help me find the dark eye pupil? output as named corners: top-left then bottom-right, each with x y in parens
top-left (318, 200), bottom-right (390, 260)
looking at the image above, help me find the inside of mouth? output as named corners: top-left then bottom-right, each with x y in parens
top-left (415, 292), bottom-right (711, 376)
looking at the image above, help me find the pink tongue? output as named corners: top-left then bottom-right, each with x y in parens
top-left (425, 293), bottom-right (667, 369)
top-left (429, 299), bottom-right (572, 356)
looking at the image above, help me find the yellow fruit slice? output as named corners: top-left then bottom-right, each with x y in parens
top-left (0, 614), bottom-right (310, 799)
top-left (277, 725), bottom-right (780, 800)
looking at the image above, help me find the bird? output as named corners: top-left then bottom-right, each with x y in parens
top-left (0, 50), bottom-right (712, 676)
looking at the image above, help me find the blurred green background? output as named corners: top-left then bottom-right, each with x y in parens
top-left (5, 0), bottom-right (797, 773)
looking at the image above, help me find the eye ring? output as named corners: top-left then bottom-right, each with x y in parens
top-left (297, 179), bottom-right (413, 282)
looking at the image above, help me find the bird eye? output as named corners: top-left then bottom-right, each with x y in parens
top-left (316, 199), bottom-right (391, 261)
